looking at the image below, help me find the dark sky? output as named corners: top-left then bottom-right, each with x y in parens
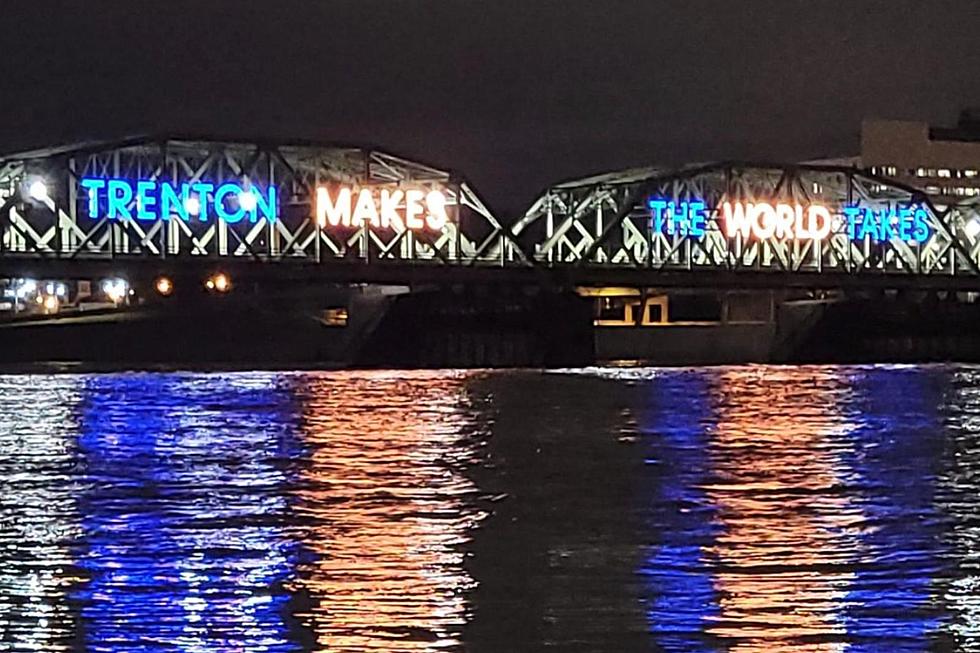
top-left (1, 0), bottom-right (979, 215)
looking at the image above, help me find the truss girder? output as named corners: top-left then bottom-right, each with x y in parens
top-left (509, 162), bottom-right (980, 281)
top-left (0, 138), bottom-right (513, 269)
top-left (7, 149), bottom-right (980, 286)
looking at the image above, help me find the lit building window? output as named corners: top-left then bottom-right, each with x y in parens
top-left (966, 170), bottom-right (979, 178)
top-left (925, 185), bottom-right (941, 194)
top-left (916, 168), bottom-right (929, 177)
top-left (939, 169), bottom-right (952, 178)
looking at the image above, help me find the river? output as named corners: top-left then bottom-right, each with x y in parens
top-left (0, 365), bottom-right (978, 651)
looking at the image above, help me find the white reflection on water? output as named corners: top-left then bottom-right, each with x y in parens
top-left (0, 375), bottom-right (85, 651)
top-left (939, 368), bottom-right (980, 644)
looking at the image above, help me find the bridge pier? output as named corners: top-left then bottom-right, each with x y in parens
top-left (0, 281), bottom-right (596, 369)
top-left (353, 285), bottom-right (593, 368)
top-left (4, 275), bottom-right (980, 368)
top-left (581, 287), bottom-right (980, 366)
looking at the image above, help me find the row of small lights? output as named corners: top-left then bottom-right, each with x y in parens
top-left (96, 274), bottom-right (231, 301)
top-left (24, 179), bottom-right (258, 216)
top-left (10, 273), bottom-right (232, 312)
top-left (154, 273), bottom-right (231, 295)
top-left (101, 274), bottom-right (231, 299)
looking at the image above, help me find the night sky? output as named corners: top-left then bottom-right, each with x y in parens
top-left (1, 0), bottom-right (979, 216)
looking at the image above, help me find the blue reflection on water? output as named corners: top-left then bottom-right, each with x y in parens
top-left (638, 372), bottom-right (720, 652)
top-left (841, 367), bottom-right (949, 651)
top-left (70, 373), bottom-right (305, 652)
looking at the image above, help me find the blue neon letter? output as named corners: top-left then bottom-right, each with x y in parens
top-left (666, 202), bottom-right (680, 235)
top-left (649, 198), bottom-right (668, 233)
top-left (160, 182), bottom-right (189, 221)
top-left (135, 181), bottom-right (158, 221)
top-left (688, 201), bottom-right (706, 237)
top-left (107, 180), bottom-right (133, 219)
top-left (254, 186), bottom-right (277, 223)
top-left (214, 183), bottom-right (245, 223)
top-left (857, 208), bottom-right (880, 241)
top-left (80, 178), bottom-right (106, 218)
top-left (842, 206), bottom-right (862, 239)
top-left (912, 207), bottom-right (930, 243)
top-left (189, 183), bottom-right (214, 222)
top-left (897, 207), bottom-right (913, 241)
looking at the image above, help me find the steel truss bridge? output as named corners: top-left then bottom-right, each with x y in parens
top-left (3, 137), bottom-right (980, 290)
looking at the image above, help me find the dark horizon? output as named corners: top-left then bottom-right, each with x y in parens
top-left (1, 0), bottom-right (978, 216)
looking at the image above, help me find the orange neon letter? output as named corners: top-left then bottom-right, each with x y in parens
top-left (316, 187), bottom-right (351, 227)
top-left (405, 189), bottom-right (426, 230)
top-left (425, 190), bottom-right (449, 230)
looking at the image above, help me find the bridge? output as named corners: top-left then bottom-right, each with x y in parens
top-left (2, 136), bottom-right (980, 291)
top-left (2, 136), bottom-right (980, 366)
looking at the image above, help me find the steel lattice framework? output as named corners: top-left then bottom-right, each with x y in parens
top-left (4, 140), bottom-right (980, 289)
top-left (507, 162), bottom-right (980, 281)
top-left (0, 136), bottom-right (524, 268)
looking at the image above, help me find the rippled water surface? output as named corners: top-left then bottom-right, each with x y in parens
top-left (5, 365), bottom-right (980, 650)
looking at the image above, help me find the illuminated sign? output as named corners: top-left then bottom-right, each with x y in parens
top-left (842, 205), bottom-right (930, 243)
top-left (647, 197), bottom-right (931, 244)
top-left (80, 177), bottom-right (278, 223)
top-left (316, 186), bottom-right (449, 231)
top-left (648, 200), bottom-right (707, 237)
top-left (721, 202), bottom-right (832, 240)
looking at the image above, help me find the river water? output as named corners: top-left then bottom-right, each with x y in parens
top-left (2, 365), bottom-right (980, 651)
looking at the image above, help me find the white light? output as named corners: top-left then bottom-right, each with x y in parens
top-left (28, 180), bottom-right (48, 202)
top-left (966, 218), bottom-right (980, 239)
top-left (15, 279), bottom-right (36, 299)
top-left (184, 196), bottom-right (201, 216)
top-left (101, 278), bottom-right (128, 303)
top-left (55, 283), bottom-right (67, 298)
top-left (238, 190), bottom-right (257, 211)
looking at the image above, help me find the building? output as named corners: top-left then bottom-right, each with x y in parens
top-left (862, 109), bottom-right (980, 202)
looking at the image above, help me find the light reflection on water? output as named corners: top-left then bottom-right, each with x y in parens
top-left (289, 373), bottom-right (488, 651)
top-left (72, 374), bottom-right (303, 652)
top-left (0, 376), bottom-right (85, 652)
top-left (3, 366), bottom-right (980, 650)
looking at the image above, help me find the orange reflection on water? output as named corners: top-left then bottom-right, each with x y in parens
top-left (290, 371), bottom-right (488, 652)
top-left (703, 368), bottom-right (862, 651)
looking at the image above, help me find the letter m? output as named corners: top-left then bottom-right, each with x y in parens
top-left (316, 187), bottom-right (351, 227)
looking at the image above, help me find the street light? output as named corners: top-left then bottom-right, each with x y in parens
top-left (101, 278), bottom-right (128, 303)
top-left (27, 179), bottom-right (49, 202)
top-left (155, 276), bottom-right (174, 296)
top-left (205, 273), bottom-right (231, 293)
top-left (238, 190), bottom-right (257, 211)
top-left (184, 195), bottom-right (201, 217)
